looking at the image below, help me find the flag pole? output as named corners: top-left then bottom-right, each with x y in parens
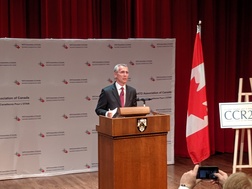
top-left (197, 20), bottom-right (202, 38)
top-left (198, 20), bottom-right (202, 38)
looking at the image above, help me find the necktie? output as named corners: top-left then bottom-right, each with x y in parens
top-left (120, 87), bottom-right (124, 107)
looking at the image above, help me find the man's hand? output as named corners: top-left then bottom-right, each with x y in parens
top-left (180, 164), bottom-right (201, 189)
top-left (214, 169), bottom-right (228, 185)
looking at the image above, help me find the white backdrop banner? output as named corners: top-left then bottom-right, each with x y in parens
top-left (0, 38), bottom-right (175, 180)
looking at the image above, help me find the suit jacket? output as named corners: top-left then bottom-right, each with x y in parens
top-left (95, 82), bottom-right (137, 117)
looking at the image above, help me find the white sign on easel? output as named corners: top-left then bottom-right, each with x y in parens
top-left (219, 102), bottom-right (252, 128)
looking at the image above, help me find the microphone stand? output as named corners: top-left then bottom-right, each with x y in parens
top-left (142, 99), bottom-right (146, 107)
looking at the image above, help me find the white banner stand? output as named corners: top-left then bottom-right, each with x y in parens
top-left (233, 78), bottom-right (252, 173)
top-left (0, 38), bottom-right (175, 180)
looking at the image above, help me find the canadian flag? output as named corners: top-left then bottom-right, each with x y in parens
top-left (186, 22), bottom-right (210, 164)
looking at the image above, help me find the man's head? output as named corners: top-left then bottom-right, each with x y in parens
top-left (114, 64), bottom-right (129, 86)
top-left (223, 172), bottom-right (252, 189)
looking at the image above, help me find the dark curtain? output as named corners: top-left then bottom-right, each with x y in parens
top-left (1, 0), bottom-right (252, 158)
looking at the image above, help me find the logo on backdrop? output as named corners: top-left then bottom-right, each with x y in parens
top-left (22, 150), bottom-right (41, 156)
top-left (39, 168), bottom-right (45, 173)
top-left (113, 43), bottom-right (131, 49)
top-left (14, 44), bottom-right (20, 49)
top-left (63, 147), bottom-right (87, 154)
top-left (39, 97), bottom-right (65, 102)
top-left (137, 90), bottom-right (171, 101)
top-left (129, 61), bottom-right (135, 66)
top-left (135, 60), bottom-right (153, 65)
top-left (38, 61), bottom-right (65, 67)
top-left (150, 42), bottom-right (174, 48)
top-left (39, 97), bottom-right (45, 103)
top-left (63, 43), bottom-right (88, 49)
top-left (0, 134), bottom-right (17, 139)
top-left (15, 152), bottom-right (21, 157)
top-left (14, 80), bottom-right (41, 85)
top-left (15, 116), bottom-right (21, 121)
top-left (0, 96), bottom-right (30, 106)
top-left (85, 164), bottom-right (91, 169)
top-left (14, 80), bottom-right (21, 85)
top-left (39, 62), bottom-right (45, 67)
top-left (0, 170), bottom-right (17, 175)
top-left (62, 78), bottom-right (88, 84)
top-left (0, 62), bottom-right (16, 66)
top-left (150, 77), bottom-right (155, 81)
top-left (63, 44), bottom-right (68, 49)
top-left (85, 96), bottom-right (91, 101)
top-left (14, 43), bottom-right (41, 49)
top-left (85, 130), bottom-right (91, 135)
top-left (45, 166), bottom-right (65, 173)
top-left (62, 113), bottom-right (88, 119)
top-left (86, 61), bottom-right (91, 66)
top-left (45, 61), bottom-right (65, 66)
top-left (91, 60), bottom-right (110, 66)
top-left (107, 44), bottom-right (113, 49)
top-left (15, 115), bottom-right (41, 121)
top-left (15, 151), bottom-right (41, 157)
top-left (45, 131), bottom-right (65, 137)
top-left (108, 78), bottom-right (113, 83)
top-left (150, 75), bottom-right (173, 82)
top-left (156, 42), bottom-right (174, 48)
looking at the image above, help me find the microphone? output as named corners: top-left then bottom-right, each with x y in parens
top-left (136, 98), bottom-right (152, 102)
top-left (136, 98), bottom-right (152, 106)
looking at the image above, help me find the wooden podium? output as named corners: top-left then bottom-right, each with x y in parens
top-left (96, 114), bottom-right (170, 189)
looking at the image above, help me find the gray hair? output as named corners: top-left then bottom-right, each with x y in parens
top-left (113, 64), bottom-right (128, 73)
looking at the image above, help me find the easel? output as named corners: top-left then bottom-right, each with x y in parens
top-left (232, 78), bottom-right (252, 173)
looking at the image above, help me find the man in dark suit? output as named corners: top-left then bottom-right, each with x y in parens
top-left (95, 64), bottom-right (137, 117)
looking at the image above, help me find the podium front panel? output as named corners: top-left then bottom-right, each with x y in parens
top-left (97, 115), bottom-right (169, 189)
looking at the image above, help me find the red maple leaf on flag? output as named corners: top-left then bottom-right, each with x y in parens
top-left (187, 77), bottom-right (207, 120)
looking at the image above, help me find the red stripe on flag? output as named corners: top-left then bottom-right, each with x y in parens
top-left (186, 126), bottom-right (210, 164)
top-left (192, 32), bottom-right (203, 68)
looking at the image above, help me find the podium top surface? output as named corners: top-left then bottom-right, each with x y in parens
top-left (118, 106), bottom-right (150, 117)
top-left (96, 114), bottom-right (170, 137)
